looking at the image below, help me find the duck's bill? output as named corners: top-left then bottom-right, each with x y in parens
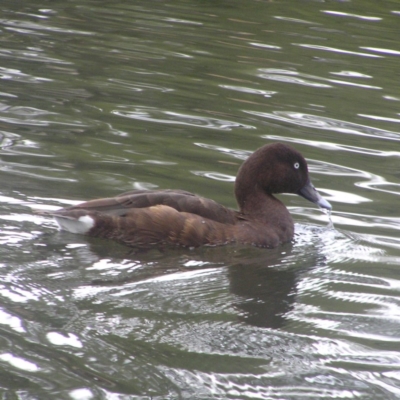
top-left (298, 180), bottom-right (332, 210)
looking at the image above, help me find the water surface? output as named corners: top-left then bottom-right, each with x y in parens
top-left (1, 1), bottom-right (400, 399)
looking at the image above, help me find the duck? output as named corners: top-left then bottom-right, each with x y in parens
top-left (44, 143), bottom-right (331, 249)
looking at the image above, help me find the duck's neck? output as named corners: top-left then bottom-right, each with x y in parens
top-left (239, 190), bottom-right (293, 225)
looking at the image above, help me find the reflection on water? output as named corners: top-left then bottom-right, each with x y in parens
top-left (113, 106), bottom-right (255, 130)
top-left (1, 0), bottom-right (400, 398)
top-left (252, 110), bottom-right (399, 140)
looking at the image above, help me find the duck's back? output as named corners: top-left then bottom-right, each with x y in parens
top-left (59, 189), bottom-right (237, 222)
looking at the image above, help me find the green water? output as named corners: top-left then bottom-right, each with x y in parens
top-left (1, 1), bottom-right (400, 399)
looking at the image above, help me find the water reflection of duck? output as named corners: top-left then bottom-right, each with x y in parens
top-left (43, 143), bottom-right (331, 249)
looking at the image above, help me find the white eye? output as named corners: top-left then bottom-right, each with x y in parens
top-left (294, 162), bottom-right (300, 169)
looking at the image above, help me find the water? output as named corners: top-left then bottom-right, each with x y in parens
top-left (1, 1), bottom-right (400, 399)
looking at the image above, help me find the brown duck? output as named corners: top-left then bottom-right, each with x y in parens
top-left (46, 143), bottom-right (331, 249)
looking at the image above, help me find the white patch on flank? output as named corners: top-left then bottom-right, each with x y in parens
top-left (55, 215), bottom-right (95, 234)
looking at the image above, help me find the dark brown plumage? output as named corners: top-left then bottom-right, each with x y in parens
top-left (45, 143), bottom-right (331, 249)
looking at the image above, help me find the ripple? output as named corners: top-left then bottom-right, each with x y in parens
top-left (0, 103), bottom-right (90, 128)
top-left (0, 353), bottom-right (39, 372)
top-left (258, 69), bottom-right (332, 88)
top-left (330, 71), bottom-right (372, 78)
top-left (294, 44), bottom-right (384, 58)
top-left (328, 79), bottom-right (381, 89)
top-left (321, 189), bottom-right (371, 204)
top-left (0, 308), bottom-right (25, 333)
top-left (249, 42), bottom-right (282, 50)
top-left (0, 161), bottom-right (76, 182)
top-left (258, 68), bottom-right (381, 89)
top-left (0, 17), bottom-right (94, 36)
top-left (191, 171), bottom-right (235, 182)
top-left (0, 66), bottom-right (52, 83)
top-left (264, 135), bottom-right (400, 157)
top-left (108, 78), bottom-right (174, 93)
top-left (358, 114), bottom-right (400, 123)
top-left (112, 107), bottom-right (255, 130)
top-left (0, 48), bottom-right (72, 65)
top-left (357, 181), bottom-right (400, 196)
top-left (360, 47), bottom-right (400, 56)
top-left (294, 224), bottom-right (385, 264)
top-left (321, 11), bottom-right (382, 21)
top-left (46, 332), bottom-right (83, 348)
top-left (249, 111), bottom-right (400, 140)
top-left (329, 211), bottom-right (400, 232)
top-left (69, 388), bottom-right (94, 400)
top-left (287, 264), bottom-right (400, 344)
top-left (0, 280), bottom-right (41, 303)
top-left (357, 234), bottom-right (400, 252)
top-left (163, 17), bottom-right (203, 26)
top-left (274, 16), bottom-right (316, 24)
top-left (220, 84), bottom-right (276, 97)
top-left (194, 143), bottom-right (251, 160)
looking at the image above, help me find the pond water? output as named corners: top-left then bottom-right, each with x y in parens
top-left (1, 1), bottom-right (400, 399)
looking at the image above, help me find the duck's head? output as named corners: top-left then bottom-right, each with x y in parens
top-left (234, 142), bottom-right (331, 211)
